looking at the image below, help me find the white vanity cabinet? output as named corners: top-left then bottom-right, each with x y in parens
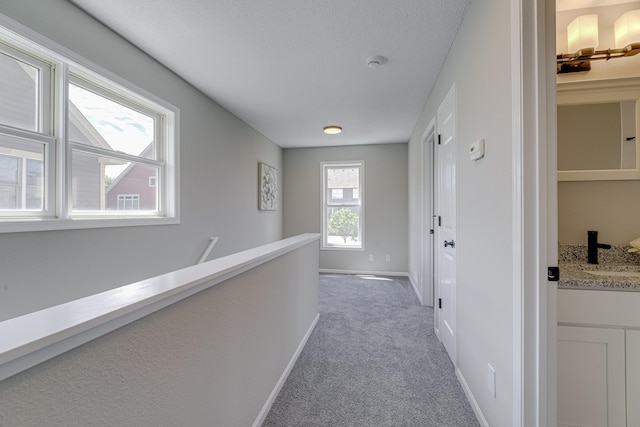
top-left (628, 330), bottom-right (640, 427)
top-left (558, 326), bottom-right (625, 427)
top-left (558, 289), bottom-right (640, 427)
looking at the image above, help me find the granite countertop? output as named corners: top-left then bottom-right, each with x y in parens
top-left (559, 244), bottom-right (640, 291)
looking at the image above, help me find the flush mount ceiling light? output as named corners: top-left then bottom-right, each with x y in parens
top-left (323, 125), bottom-right (342, 135)
top-left (557, 10), bottom-right (640, 73)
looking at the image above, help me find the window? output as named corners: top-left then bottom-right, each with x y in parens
top-left (0, 154), bottom-right (43, 210)
top-left (322, 161), bottom-right (364, 250)
top-left (0, 19), bottom-right (179, 232)
top-left (117, 194), bottom-right (140, 210)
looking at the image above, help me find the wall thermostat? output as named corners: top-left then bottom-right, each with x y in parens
top-left (469, 139), bottom-right (485, 161)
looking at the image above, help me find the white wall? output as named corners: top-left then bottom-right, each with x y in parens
top-left (0, 0), bottom-right (282, 321)
top-left (408, 0), bottom-right (515, 425)
top-left (283, 143), bottom-right (408, 274)
top-left (0, 238), bottom-right (320, 427)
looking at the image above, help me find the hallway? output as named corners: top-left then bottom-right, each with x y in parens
top-left (263, 274), bottom-right (479, 426)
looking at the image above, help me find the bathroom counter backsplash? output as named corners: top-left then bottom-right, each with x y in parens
top-left (559, 244), bottom-right (639, 264)
top-left (559, 244), bottom-right (640, 291)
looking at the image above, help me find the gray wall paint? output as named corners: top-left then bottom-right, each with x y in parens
top-left (559, 180), bottom-right (640, 244)
top-left (408, 0), bottom-right (514, 425)
top-left (0, 1), bottom-right (282, 321)
top-left (283, 144), bottom-right (408, 273)
top-left (0, 240), bottom-right (319, 427)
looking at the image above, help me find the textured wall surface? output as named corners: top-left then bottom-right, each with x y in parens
top-left (0, 241), bottom-right (319, 427)
top-left (283, 143), bottom-right (409, 274)
top-left (0, 0), bottom-right (282, 321)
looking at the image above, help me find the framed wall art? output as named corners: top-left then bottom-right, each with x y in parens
top-left (258, 162), bottom-right (278, 211)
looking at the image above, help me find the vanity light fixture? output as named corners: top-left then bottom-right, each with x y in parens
top-left (323, 125), bottom-right (342, 135)
top-left (615, 10), bottom-right (640, 50)
top-left (557, 10), bottom-right (640, 73)
top-left (567, 14), bottom-right (599, 54)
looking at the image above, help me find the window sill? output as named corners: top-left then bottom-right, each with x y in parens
top-left (320, 246), bottom-right (365, 251)
top-left (0, 216), bottom-right (180, 234)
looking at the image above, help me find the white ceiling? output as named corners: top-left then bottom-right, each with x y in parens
top-left (69, 0), bottom-right (470, 148)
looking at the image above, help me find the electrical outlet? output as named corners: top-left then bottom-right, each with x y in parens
top-left (368, 254), bottom-right (374, 262)
top-left (487, 363), bottom-right (496, 397)
top-left (385, 255), bottom-right (390, 262)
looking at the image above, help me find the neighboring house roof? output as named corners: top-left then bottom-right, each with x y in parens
top-left (67, 102), bottom-right (114, 150)
top-left (105, 142), bottom-right (153, 193)
top-left (1, 57), bottom-right (117, 156)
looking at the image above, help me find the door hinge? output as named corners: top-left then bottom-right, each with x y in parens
top-left (429, 229), bottom-right (434, 235)
top-left (438, 134), bottom-right (442, 145)
top-left (548, 266), bottom-right (560, 282)
top-left (438, 298), bottom-right (442, 309)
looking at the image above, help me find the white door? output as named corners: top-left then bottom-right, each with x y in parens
top-left (436, 85), bottom-right (457, 364)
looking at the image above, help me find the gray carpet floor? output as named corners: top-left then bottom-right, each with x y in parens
top-left (263, 273), bottom-right (480, 427)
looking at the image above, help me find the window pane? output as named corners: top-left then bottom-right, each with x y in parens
top-left (0, 51), bottom-right (39, 131)
top-left (326, 207), bottom-right (361, 248)
top-left (72, 150), bottom-right (158, 212)
top-left (0, 185), bottom-right (17, 209)
top-left (327, 167), bottom-right (359, 206)
top-left (0, 135), bottom-right (45, 211)
top-left (68, 83), bottom-right (156, 159)
top-left (25, 159), bottom-right (44, 209)
top-left (0, 155), bottom-right (18, 184)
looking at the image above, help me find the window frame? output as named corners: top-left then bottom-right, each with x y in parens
top-left (0, 14), bottom-right (180, 233)
top-left (321, 161), bottom-right (364, 251)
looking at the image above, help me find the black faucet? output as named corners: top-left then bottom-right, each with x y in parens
top-left (587, 231), bottom-right (611, 264)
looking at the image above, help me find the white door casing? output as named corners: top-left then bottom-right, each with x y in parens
top-left (436, 84), bottom-right (457, 365)
top-left (422, 121), bottom-right (436, 308)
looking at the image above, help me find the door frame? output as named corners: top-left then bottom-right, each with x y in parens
top-left (513, 0), bottom-right (557, 425)
top-left (421, 119), bottom-right (436, 308)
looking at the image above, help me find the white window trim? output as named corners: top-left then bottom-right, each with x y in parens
top-left (0, 13), bottom-right (180, 233)
top-left (321, 160), bottom-right (364, 251)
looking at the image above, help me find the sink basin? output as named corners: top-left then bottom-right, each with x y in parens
top-left (584, 270), bottom-right (640, 278)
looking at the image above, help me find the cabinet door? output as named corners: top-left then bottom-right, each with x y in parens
top-left (628, 330), bottom-right (640, 427)
top-left (558, 326), bottom-right (626, 427)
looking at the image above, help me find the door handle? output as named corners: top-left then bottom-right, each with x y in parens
top-left (444, 240), bottom-right (455, 248)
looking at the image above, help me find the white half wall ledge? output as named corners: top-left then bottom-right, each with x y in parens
top-left (0, 233), bottom-right (320, 382)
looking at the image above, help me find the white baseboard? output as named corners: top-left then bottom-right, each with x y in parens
top-left (408, 274), bottom-right (423, 305)
top-left (252, 312), bottom-right (320, 427)
top-left (456, 367), bottom-right (490, 427)
top-left (319, 268), bottom-right (409, 277)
